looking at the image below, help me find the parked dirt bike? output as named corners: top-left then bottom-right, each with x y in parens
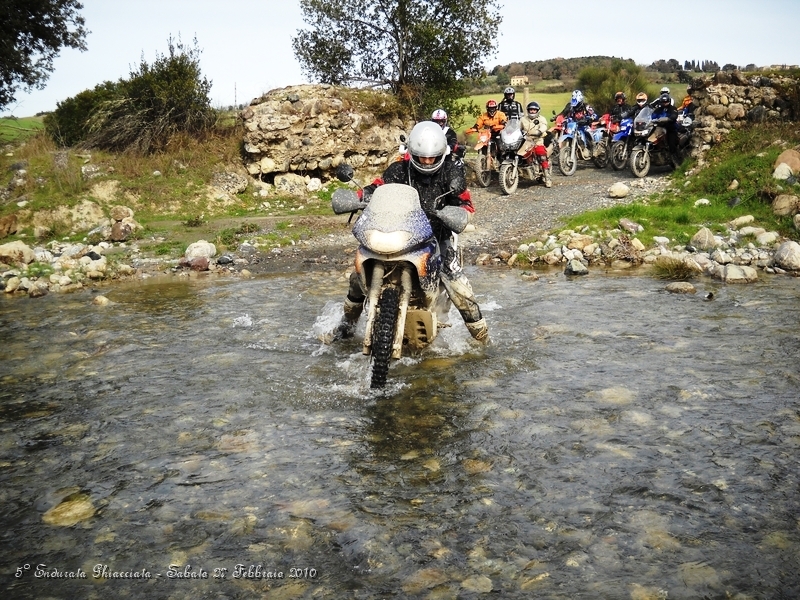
top-left (472, 128), bottom-right (500, 188)
top-left (496, 118), bottom-right (550, 195)
top-left (547, 113), bottom-right (564, 165)
top-left (628, 107), bottom-right (694, 178)
top-left (330, 165), bottom-right (468, 389)
top-left (558, 116), bottom-right (605, 176)
top-left (609, 116), bottom-right (634, 171)
top-left (586, 113), bottom-right (611, 169)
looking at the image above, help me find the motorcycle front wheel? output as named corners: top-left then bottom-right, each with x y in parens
top-left (558, 139), bottom-right (577, 176)
top-left (610, 140), bottom-right (627, 171)
top-left (370, 286), bottom-right (399, 389)
top-left (498, 163), bottom-right (519, 195)
top-left (475, 150), bottom-right (492, 188)
top-left (629, 147), bottom-right (651, 178)
top-left (593, 139), bottom-right (609, 169)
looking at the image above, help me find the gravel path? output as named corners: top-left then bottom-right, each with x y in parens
top-left (461, 161), bottom-right (671, 256)
top-left (248, 163), bottom-right (672, 273)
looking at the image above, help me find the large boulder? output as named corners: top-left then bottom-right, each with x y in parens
top-left (774, 149), bottom-right (800, 174)
top-left (772, 194), bottom-right (800, 216)
top-left (773, 240), bottom-right (800, 270)
top-left (240, 84), bottom-right (413, 180)
top-left (0, 240), bottom-right (35, 265)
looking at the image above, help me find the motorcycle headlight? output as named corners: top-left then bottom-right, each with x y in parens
top-left (364, 230), bottom-right (413, 254)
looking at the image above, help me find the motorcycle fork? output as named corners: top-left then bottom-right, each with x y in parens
top-left (392, 267), bottom-right (413, 359)
top-left (362, 262), bottom-right (385, 355)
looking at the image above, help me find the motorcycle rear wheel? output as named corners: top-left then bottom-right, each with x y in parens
top-left (610, 141), bottom-right (627, 171)
top-left (558, 140), bottom-right (577, 176)
top-left (370, 286), bottom-right (399, 389)
top-left (499, 163), bottom-right (519, 195)
top-left (475, 151), bottom-right (492, 188)
top-left (629, 147), bottom-right (651, 178)
top-left (593, 139), bottom-right (609, 169)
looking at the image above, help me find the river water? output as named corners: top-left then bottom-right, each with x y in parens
top-left (1, 266), bottom-right (799, 599)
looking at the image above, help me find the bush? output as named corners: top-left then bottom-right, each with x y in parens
top-left (86, 36), bottom-right (215, 153)
top-left (43, 81), bottom-right (120, 147)
top-left (45, 36), bottom-right (215, 153)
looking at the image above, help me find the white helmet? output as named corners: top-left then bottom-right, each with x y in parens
top-left (660, 86), bottom-right (671, 95)
top-left (571, 90), bottom-right (584, 107)
top-left (407, 121), bottom-right (448, 175)
top-left (431, 108), bottom-right (448, 128)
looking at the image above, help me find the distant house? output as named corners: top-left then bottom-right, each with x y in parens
top-left (510, 76), bottom-right (529, 87)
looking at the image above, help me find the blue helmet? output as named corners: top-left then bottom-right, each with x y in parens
top-left (571, 90), bottom-right (584, 107)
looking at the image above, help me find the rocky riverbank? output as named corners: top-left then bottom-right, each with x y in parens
top-left (2, 165), bottom-right (800, 302)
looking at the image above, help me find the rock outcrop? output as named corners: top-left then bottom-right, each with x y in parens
top-left (240, 84), bottom-right (414, 183)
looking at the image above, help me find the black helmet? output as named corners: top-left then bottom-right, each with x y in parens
top-left (659, 92), bottom-right (671, 106)
top-left (614, 91), bottom-right (626, 102)
top-left (527, 101), bottom-right (540, 115)
top-left (504, 86), bottom-right (515, 100)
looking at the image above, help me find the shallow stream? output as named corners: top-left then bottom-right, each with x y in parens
top-left (1, 267), bottom-right (799, 599)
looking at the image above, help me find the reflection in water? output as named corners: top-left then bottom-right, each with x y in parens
top-left (1, 269), bottom-right (799, 599)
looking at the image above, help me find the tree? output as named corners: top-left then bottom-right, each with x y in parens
top-left (0, 0), bottom-right (89, 111)
top-left (291, 0), bottom-right (501, 120)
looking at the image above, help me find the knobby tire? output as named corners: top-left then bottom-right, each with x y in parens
top-left (499, 163), bottom-right (519, 195)
top-left (559, 139), bottom-right (577, 176)
top-left (610, 140), bottom-right (627, 171)
top-left (629, 147), bottom-right (651, 178)
top-left (370, 286), bottom-right (399, 389)
top-left (593, 139), bottom-right (609, 169)
top-left (476, 150), bottom-right (492, 188)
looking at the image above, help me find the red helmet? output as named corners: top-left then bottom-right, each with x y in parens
top-left (486, 99), bottom-right (498, 116)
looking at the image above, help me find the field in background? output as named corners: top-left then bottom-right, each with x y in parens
top-left (454, 92), bottom-right (571, 143)
top-left (0, 117), bottom-right (44, 144)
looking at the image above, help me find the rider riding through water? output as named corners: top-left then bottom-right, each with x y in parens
top-left (338, 122), bottom-right (489, 342)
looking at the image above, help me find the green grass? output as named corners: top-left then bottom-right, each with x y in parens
top-left (0, 116), bottom-right (44, 144)
top-left (558, 122), bottom-right (800, 247)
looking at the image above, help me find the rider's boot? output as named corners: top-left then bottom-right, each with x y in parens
top-left (334, 296), bottom-right (363, 340)
top-left (543, 167), bottom-right (552, 188)
top-left (465, 317), bottom-right (489, 342)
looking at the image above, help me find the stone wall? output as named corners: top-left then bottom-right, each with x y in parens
top-left (686, 71), bottom-right (799, 158)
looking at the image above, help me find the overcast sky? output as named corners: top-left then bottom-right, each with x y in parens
top-left (4, 0), bottom-right (799, 118)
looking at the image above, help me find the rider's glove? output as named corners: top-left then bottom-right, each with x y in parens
top-left (358, 187), bottom-right (373, 203)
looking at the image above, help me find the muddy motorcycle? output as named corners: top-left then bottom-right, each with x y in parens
top-left (547, 113), bottom-right (564, 166)
top-left (496, 118), bottom-right (550, 195)
top-left (586, 113), bottom-right (612, 169)
top-left (628, 107), bottom-right (694, 178)
top-left (558, 116), bottom-right (606, 176)
top-left (331, 165), bottom-right (468, 389)
top-left (472, 128), bottom-right (500, 188)
top-left (609, 116), bottom-right (634, 171)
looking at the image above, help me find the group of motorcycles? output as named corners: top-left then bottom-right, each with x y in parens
top-left (471, 106), bottom-right (695, 191)
top-left (324, 103), bottom-right (696, 388)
